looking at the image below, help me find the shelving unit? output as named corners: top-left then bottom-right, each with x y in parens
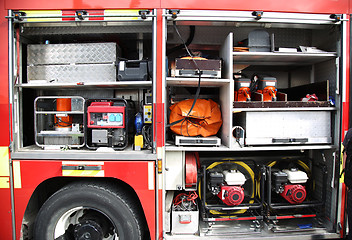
top-left (16, 81), bottom-right (152, 89)
top-left (166, 77), bottom-right (230, 87)
top-left (233, 51), bottom-right (337, 65)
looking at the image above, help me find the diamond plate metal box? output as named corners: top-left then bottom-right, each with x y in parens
top-left (27, 43), bottom-right (117, 83)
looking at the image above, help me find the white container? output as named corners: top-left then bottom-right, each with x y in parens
top-left (282, 169), bottom-right (308, 184)
top-left (223, 170), bottom-right (246, 186)
top-left (171, 209), bottom-right (199, 235)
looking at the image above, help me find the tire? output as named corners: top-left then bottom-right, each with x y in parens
top-left (33, 181), bottom-right (145, 240)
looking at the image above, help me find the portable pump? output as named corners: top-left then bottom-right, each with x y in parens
top-left (272, 168), bottom-right (308, 204)
top-left (257, 76), bottom-right (277, 101)
top-left (251, 75), bottom-right (277, 101)
top-left (234, 78), bottom-right (251, 102)
top-left (208, 170), bottom-right (247, 206)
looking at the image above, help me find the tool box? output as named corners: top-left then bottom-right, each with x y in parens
top-left (27, 42), bottom-right (118, 83)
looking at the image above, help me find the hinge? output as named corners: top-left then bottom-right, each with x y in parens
top-left (13, 11), bottom-right (26, 21)
top-left (252, 11), bottom-right (263, 20)
top-left (330, 14), bottom-right (342, 22)
top-left (139, 10), bottom-right (150, 20)
top-left (168, 9), bottom-right (180, 19)
top-left (76, 10), bottom-right (88, 20)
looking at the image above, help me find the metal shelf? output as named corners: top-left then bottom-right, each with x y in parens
top-left (166, 77), bottom-right (230, 87)
top-left (165, 144), bottom-right (335, 152)
top-left (36, 111), bottom-right (84, 114)
top-left (233, 107), bottom-right (336, 112)
top-left (233, 52), bottom-right (336, 66)
top-left (12, 145), bottom-right (156, 160)
top-left (16, 81), bottom-right (152, 89)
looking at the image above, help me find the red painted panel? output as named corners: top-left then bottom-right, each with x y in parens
top-left (15, 160), bottom-right (156, 239)
top-left (5, 0), bottom-right (160, 10)
top-left (0, 189), bottom-right (13, 239)
top-left (0, 6), bottom-right (12, 239)
top-left (161, 0), bottom-right (349, 14)
top-left (0, 7), bottom-right (10, 147)
top-left (340, 14), bottom-right (350, 238)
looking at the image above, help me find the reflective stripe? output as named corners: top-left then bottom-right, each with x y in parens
top-left (62, 161), bottom-right (104, 177)
top-left (0, 147), bottom-right (9, 176)
top-left (13, 161), bottom-right (22, 188)
top-left (62, 170), bottom-right (105, 177)
top-left (104, 9), bottom-right (140, 21)
top-left (24, 10), bottom-right (62, 22)
top-left (148, 162), bottom-right (154, 190)
top-left (0, 177), bottom-right (10, 188)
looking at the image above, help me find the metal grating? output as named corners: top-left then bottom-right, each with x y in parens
top-left (28, 64), bottom-right (116, 83)
top-left (27, 42), bottom-right (116, 65)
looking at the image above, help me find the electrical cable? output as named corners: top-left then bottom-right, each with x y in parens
top-left (173, 192), bottom-right (198, 211)
top-left (167, 25), bottom-right (195, 56)
top-left (142, 125), bottom-right (152, 149)
top-left (167, 21), bottom-right (202, 129)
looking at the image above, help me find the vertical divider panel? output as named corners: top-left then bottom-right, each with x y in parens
top-left (219, 32), bottom-right (233, 148)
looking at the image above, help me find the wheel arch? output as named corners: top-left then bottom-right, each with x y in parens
top-left (21, 176), bottom-right (150, 240)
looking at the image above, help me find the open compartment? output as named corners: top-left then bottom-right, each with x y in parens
top-left (12, 11), bottom-right (156, 156)
top-left (230, 22), bottom-right (339, 149)
top-left (165, 20), bottom-right (233, 150)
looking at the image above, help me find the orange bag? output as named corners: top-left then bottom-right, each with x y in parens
top-left (169, 99), bottom-right (222, 137)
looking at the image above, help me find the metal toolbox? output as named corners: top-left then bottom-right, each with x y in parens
top-left (27, 42), bottom-right (117, 83)
top-left (235, 111), bottom-right (331, 145)
top-left (171, 208), bottom-right (199, 235)
top-left (175, 58), bottom-right (221, 78)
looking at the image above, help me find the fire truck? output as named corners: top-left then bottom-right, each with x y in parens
top-left (0, 0), bottom-right (351, 239)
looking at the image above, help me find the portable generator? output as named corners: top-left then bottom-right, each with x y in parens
top-left (234, 78), bottom-right (251, 102)
top-left (85, 98), bottom-right (129, 150)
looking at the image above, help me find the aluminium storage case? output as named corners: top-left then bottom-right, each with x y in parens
top-left (235, 111), bottom-right (331, 145)
top-left (27, 42), bottom-right (118, 83)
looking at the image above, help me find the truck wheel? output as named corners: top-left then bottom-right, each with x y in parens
top-left (33, 181), bottom-right (144, 240)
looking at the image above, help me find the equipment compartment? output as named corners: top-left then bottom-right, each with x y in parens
top-left (12, 12), bottom-right (156, 158)
top-left (164, 9), bottom-right (342, 240)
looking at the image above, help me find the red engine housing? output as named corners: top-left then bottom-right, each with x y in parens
top-left (280, 184), bottom-right (306, 204)
top-left (217, 185), bottom-right (244, 206)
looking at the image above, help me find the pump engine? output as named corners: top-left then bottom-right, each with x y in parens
top-left (208, 170), bottom-right (247, 206)
top-left (272, 168), bottom-right (308, 204)
top-left (234, 78), bottom-right (251, 102)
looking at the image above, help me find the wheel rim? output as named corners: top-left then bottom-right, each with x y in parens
top-left (54, 206), bottom-right (118, 240)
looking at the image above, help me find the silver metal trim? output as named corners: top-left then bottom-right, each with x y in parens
top-left (8, 10), bottom-right (16, 240)
top-left (163, 10), bottom-right (346, 24)
top-left (7, 14), bottom-right (156, 20)
top-left (152, 9), bottom-right (159, 240)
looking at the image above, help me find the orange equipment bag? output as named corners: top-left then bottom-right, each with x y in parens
top-left (169, 99), bottom-right (222, 137)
